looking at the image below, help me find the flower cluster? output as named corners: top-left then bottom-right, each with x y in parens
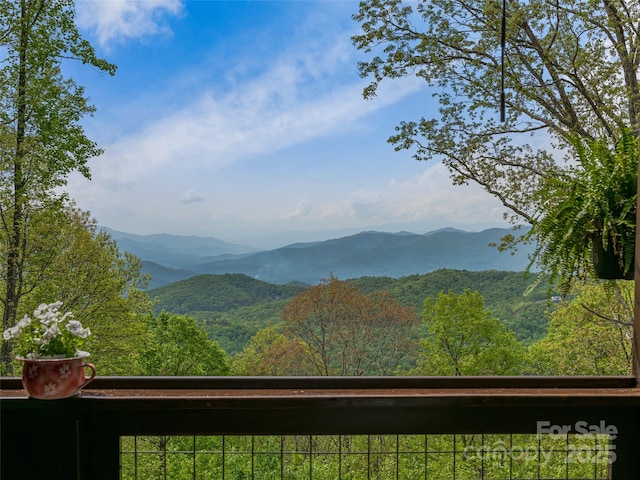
top-left (3, 302), bottom-right (91, 359)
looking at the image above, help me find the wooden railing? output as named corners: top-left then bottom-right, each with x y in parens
top-left (1, 376), bottom-right (640, 479)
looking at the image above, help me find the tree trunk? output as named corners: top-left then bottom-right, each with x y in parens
top-left (2, 0), bottom-right (30, 374)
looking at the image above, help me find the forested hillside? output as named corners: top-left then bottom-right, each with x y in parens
top-left (150, 269), bottom-right (555, 354)
top-left (149, 273), bottom-right (305, 314)
top-left (148, 274), bottom-right (307, 354)
top-left (350, 269), bottom-right (555, 344)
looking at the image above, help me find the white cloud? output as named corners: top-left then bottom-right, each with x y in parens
top-left (179, 189), bottom-right (206, 204)
top-left (387, 164), bottom-right (506, 223)
top-left (314, 164), bottom-right (506, 229)
top-left (346, 191), bottom-right (388, 221)
top-left (285, 200), bottom-right (313, 220)
top-left (76, 0), bottom-right (184, 47)
top-left (87, 31), bottom-right (423, 187)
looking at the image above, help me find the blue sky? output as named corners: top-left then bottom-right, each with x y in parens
top-left (66, 0), bottom-right (508, 248)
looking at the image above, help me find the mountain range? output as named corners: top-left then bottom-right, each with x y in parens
top-left (104, 227), bottom-right (536, 289)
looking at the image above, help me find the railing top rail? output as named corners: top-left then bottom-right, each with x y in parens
top-left (2, 375), bottom-right (639, 470)
top-left (1, 375), bottom-right (637, 391)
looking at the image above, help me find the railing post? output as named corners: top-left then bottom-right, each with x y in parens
top-left (79, 427), bottom-right (120, 480)
top-left (634, 144), bottom-right (640, 383)
top-left (0, 404), bottom-right (81, 480)
top-left (609, 432), bottom-right (640, 479)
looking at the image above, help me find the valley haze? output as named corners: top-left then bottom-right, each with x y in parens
top-left (103, 226), bottom-right (535, 289)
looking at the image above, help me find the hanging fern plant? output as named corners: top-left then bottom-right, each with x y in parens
top-left (525, 128), bottom-right (637, 294)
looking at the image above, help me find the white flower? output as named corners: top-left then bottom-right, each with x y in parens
top-left (3, 325), bottom-right (20, 341)
top-left (66, 320), bottom-right (91, 338)
top-left (2, 314), bottom-right (31, 340)
top-left (34, 301), bottom-right (63, 326)
top-left (39, 312), bottom-right (57, 326)
top-left (17, 314), bottom-right (31, 329)
top-left (3, 301), bottom-right (91, 357)
top-left (40, 323), bottom-right (62, 342)
top-left (33, 303), bottom-right (49, 318)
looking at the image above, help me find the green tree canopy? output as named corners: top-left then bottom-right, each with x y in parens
top-left (352, 0), bottom-right (639, 225)
top-left (413, 289), bottom-right (525, 375)
top-left (528, 282), bottom-right (633, 375)
top-left (231, 325), bottom-right (316, 376)
top-left (141, 311), bottom-right (230, 376)
top-left (1, 0), bottom-right (116, 369)
top-left (282, 275), bottom-right (420, 376)
top-left (17, 205), bottom-right (152, 375)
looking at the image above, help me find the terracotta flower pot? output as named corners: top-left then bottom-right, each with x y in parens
top-left (19, 356), bottom-right (96, 400)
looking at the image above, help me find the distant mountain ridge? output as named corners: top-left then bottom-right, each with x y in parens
top-left (101, 227), bottom-right (256, 267)
top-left (105, 226), bottom-right (535, 288)
top-left (186, 228), bottom-right (535, 284)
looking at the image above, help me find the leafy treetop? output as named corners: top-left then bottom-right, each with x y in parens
top-left (352, 0), bottom-right (640, 225)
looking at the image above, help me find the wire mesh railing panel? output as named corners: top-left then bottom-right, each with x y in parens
top-left (120, 433), bottom-right (612, 480)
